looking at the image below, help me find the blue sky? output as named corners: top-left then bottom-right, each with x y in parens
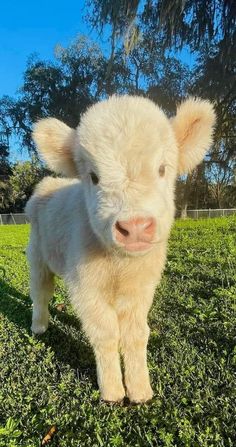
top-left (0, 0), bottom-right (93, 97)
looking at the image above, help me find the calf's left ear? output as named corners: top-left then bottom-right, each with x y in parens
top-left (171, 98), bottom-right (216, 175)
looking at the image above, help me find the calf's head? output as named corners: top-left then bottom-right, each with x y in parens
top-left (33, 96), bottom-right (215, 254)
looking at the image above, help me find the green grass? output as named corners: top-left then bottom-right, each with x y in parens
top-left (0, 217), bottom-right (236, 447)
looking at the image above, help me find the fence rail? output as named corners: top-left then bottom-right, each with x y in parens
top-left (176, 208), bottom-right (236, 219)
top-left (0, 209), bottom-right (236, 225)
top-left (0, 213), bottom-right (29, 225)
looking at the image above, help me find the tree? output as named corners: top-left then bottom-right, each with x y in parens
top-left (186, 37), bottom-right (236, 212)
top-left (0, 131), bottom-right (11, 176)
top-left (0, 123), bottom-right (12, 212)
top-left (0, 36), bottom-right (134, 155)
top-left (0, 99), bottom-right (12, 178)
top-left (8, 160), bottom-right (47, 212)
top-left (192, 42), bottom-right (236, 159)
top-left (86, 0), bottom-right (235, 69)
top-left (123, 33), bottom-right (191, 110)
top-left (206, 157), bottom-right (236, 208)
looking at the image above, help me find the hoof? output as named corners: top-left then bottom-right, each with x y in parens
top-left (100, 388), bottom-right (125, 404)
top-left (126, 384), bottom-right (153, 404)
top-left (31, 322), bottom-right (48, 335)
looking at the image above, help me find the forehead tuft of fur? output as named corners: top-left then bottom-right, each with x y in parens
top-left (77, 96), bottom-right (176, 169)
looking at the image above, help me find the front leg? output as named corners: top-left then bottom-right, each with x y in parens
top-left (71, 287), bottom-right (125, 403)
top-left (116, 289), bottom-right (154, 403)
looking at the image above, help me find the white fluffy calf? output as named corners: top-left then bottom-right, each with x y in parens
top-left (26, 95), bottom-right (215, 403)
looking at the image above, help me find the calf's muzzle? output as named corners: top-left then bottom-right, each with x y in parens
top-left (114, 217), bottom-right (155, 252)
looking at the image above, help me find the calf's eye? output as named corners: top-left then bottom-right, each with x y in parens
top-left (159, 164), bottom-right (165, 177)
top-left (90, 172), bottom-right (99, 185)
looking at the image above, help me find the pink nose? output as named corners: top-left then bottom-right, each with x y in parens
top-left (115, 217), bottom-right (155, 247)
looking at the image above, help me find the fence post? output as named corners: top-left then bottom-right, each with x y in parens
top-left (10, 213), bottom-right (16, 224)
top-left (0, 214), bottom-right (2, 225)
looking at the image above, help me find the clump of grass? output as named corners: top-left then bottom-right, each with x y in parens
top-left (0, 218), bottom-right (235, 446)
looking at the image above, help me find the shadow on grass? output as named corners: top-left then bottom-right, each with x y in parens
top-left (0, 278), bottom-right (96, 384)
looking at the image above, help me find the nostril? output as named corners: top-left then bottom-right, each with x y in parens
top-left (145, 221), bottom-right (152, 230)
top-left (144, 219), bottom-right (155, 233)
top-left (115, 221), bottom-right (129, 237)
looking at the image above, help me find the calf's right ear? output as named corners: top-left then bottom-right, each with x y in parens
top-left (33, 118), bottom-right (78, 177)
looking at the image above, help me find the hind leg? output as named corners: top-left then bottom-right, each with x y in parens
top-left (28, 248), bottom-right (54, 334)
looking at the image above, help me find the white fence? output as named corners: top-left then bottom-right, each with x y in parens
top-left (177, 209), bottom-right (236, 219)
top-left (0, 210), bottom-right (236, 224)
top-left (0, 213), bottom-right (29, 225)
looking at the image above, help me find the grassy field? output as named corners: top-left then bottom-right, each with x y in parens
top-left (0, 217), bottom-right (235, 447)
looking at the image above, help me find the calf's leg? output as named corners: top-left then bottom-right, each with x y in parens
top-left (116, 291), bottom-right (154, 403)
top-left (71, 287), bottom-right (125, 402)
top-left (27, 246), bottom-right (54, 334)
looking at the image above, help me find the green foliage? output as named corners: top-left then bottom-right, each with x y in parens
top-left (0, 128), bottom-right (11, 212)
top-left (0, 159), bottom-right (47, 213)
top-left (0, 133), bottom-right (10, 176)
top-left (8, 160), bottom-right (47, 212)
top-left (0, 418), bottom-right (22, 447)
top-left (0, 217), bottom-right (235, 446)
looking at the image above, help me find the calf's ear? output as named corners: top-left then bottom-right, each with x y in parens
top-left (171, 98), bottom-right (216, 175)
top-left (33, 118), bottom-right (78, 177)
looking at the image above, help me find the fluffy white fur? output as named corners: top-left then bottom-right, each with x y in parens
top-left (26, 95), bottom-right (215, 403)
